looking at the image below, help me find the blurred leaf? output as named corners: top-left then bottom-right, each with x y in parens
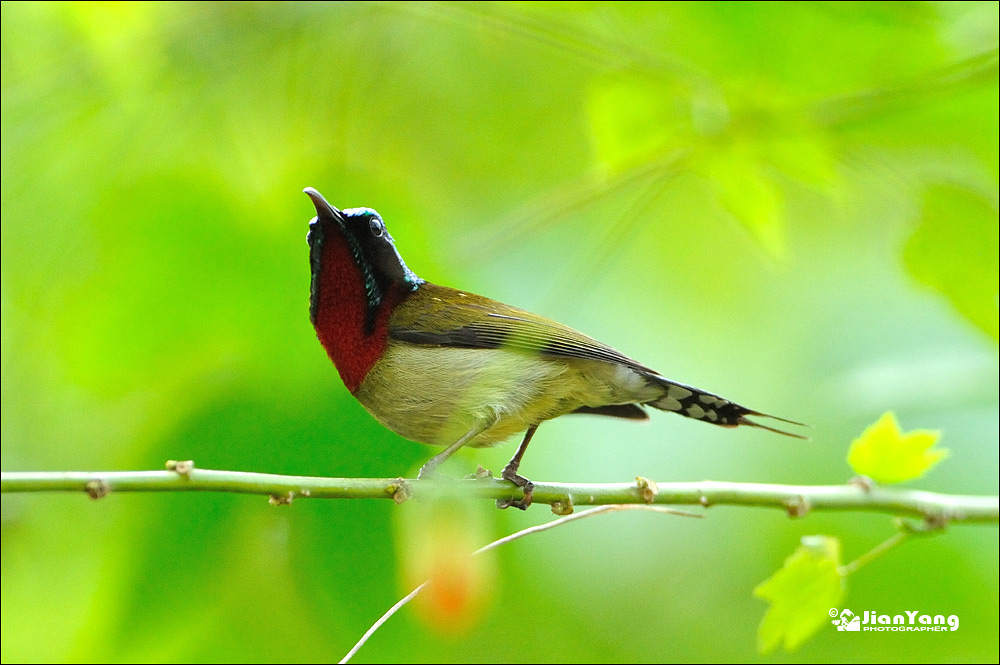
top-left (588, 75), bottom-right (689, 173)
top-left (588, 73), bottom-right (794, 257)
top-left (754, 535), bottom-right (844, 654)
top-left (763, 132), bottom-right (840, 192)
top-left (847, 411), bottom-right (947, 484)
top-left (396, 488), bottom-right (495, 635)
top-left (903, 184), bottom-right (1000, 341)
top-left (703, 144), bottom-right (787, 258)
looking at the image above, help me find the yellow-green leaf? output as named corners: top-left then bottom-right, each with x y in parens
top-left (904, 185), bottom-right (999, 341)
top-left (702, 144), bottom-right (787, 259)
top-left (847, 412), bottom-right (947, 484)
top-left (587, 74), bottom-right (689, 172)
top-left (754, 535), bottom-right (844, 654)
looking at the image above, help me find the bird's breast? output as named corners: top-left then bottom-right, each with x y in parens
top-left (354, 343), bottom-right (658, 447)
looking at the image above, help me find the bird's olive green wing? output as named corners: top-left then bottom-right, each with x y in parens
top-left (388, 283), bottom-right (656, 374)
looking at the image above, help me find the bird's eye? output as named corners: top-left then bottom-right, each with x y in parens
top-left (369, 218), bottom-right (384, 237)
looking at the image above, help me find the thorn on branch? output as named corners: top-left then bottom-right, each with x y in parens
top-left (464, 465), bottom-right (492, 480)
top-left (551, 496), bottom-right (574, 515)
top-left (894, 514), bottom-right (949, 534)
top-left (785, 495), bottom-right (810, 518)
top-left (269, 492), bottom-right (294, 506)
top-left (85, 479), bottom-right (110, 500)
top-left (386, 478), bottom-right (412, 504)
top-left (166, 460), bottom-right (195, 478)
top-left (635, 476), bottom-right (658, 504)
top-left (924, 513), bottom-right (949, 531)
top-left (849, 475), bottom-right (874, 491)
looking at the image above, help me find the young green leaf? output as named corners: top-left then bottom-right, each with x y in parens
top-left (587, 74), bottom-right (688, 173)
top-left (754, 535), bottom-right (845, 654)
top-left (703, 143), bottom-right (787, 259)
top-left (904, 185), bottom-right (999, 341)
top-left (847, 412), bottom-right (948, 484)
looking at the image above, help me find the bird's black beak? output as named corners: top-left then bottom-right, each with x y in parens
top-left (303, 187), bottom-right (343, 223)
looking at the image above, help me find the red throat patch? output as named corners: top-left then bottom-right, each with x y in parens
top-left (312, 231), bottom-right (406, 392)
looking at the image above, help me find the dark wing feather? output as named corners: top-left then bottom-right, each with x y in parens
top-left (572, 404), bottom-right (649, 420)
top-left (389, 283), bottom-right (655, 373)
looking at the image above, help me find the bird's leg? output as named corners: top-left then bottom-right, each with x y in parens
top-left (418, 416), bottom-right (497, 480)
top-left (496, 425), bottom-right (538, 511)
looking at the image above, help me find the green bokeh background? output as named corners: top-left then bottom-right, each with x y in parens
top-left (2, 2), bottom-right (997, 662)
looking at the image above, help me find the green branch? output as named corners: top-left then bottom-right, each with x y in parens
top-left (2, 467), bottom-right (996, 524)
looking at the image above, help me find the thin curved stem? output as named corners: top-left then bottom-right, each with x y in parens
top-left (339, 504), bottom-right (699, 663)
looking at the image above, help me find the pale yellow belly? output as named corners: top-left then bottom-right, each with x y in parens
top-left (354, 344), bottom-right (658, 448)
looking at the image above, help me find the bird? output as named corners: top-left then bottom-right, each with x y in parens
top-left (304, 187), bottom-right (805, 509)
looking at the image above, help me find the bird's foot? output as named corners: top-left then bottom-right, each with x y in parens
top-left (496, 464), bottom-right (534, 510)
top-left (417, 463), bottom-right (437, 480)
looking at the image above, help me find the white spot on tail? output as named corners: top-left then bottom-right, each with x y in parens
top-left (660, 397), bottom-right (683, 411)
top-left (687, 404), bottom-right (706, 419)
top-left (668, 385), bottom-right (693, 400)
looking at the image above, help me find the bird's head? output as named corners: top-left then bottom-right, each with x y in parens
top-left (305, 187), bottom-right (421, 325)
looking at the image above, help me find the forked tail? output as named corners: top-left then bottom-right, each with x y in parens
top-left (644, 375), bottom-right (808, 439)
